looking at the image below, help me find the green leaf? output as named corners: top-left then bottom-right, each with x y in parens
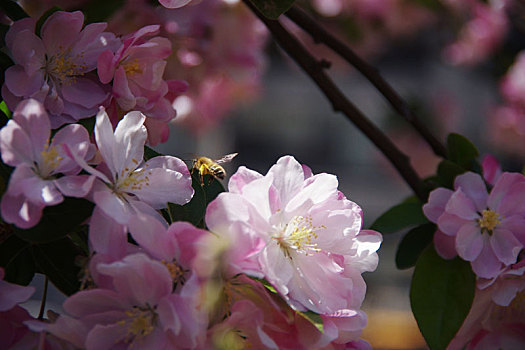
top-left (446, 133), bottom-right (479, 170)
top-left (0, 0), bottom-right (29, 21)
top-left (0, 23), bottom-right (9, 48)
top-left (410, 246), bottom-right (475, 350)
top-left (15, 198), bottom-right (94, 244)
top-left (370, 201), bottom-right (428, 234)
top-left (248, 0), bottom-right (296, 19)
top-left (0, 234), bottom-right (35, 285)
top-left (297, 310), bottom-right (324, 333)
top-left (395, 223), bottom-right (435, 269)
top-left (168, 172), bottom-right (225, 228)
top-left (77, 116), bottom-right (96, 136)
top-left (32, 238), bottom-right (83, 296)
top-left (0, 101), bottom-right (11, 121)
top-left (35, 6), bottom-right (62, 37)
top-left (144, 145), bottom-right (162, 161)
top-left (73, 0), bottom-right (125, 23)
top-left (437, 160), bottom-right (466, 189)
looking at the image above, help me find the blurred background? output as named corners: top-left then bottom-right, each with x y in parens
top-left (19, 0), bottom-right (525, 348)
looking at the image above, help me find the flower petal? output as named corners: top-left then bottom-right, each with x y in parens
top-left (454, 172), bottom-right (488, 212)
top-left (455, 222), bottom-right (483, 261)
top-left (490, 228), bottom-right (522, 265)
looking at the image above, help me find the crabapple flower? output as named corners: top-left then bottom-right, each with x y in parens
top-left (447, 263), bottom-right (525, 350)
top-left (423, 171), bottom-right (525, 278)
top-left (205, 156), bottom-right (382, 315)
top-left (45, 253), bottom-right (207, 349)
top-left (2, 11), bottom-right (119, 127)
top-left (66, 107), bottom-right (193, 226)
top-left (97, 25), bottom-right (178, 125)
top-left (159, 0), bottom-right (195, 8)
top-left (0, 99), bottom-right (94, 228)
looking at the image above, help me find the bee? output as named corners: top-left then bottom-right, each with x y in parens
top-left (192, 153), bottom-right (238, 185)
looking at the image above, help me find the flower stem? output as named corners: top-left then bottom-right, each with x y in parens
top-left (244, 1), bottom-right (426, 201)
top-left (38, 276), bottom-right (49, 320)
top-left (284, 5), bottom-right (447, 158)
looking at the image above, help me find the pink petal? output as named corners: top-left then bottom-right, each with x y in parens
top-left (437, 212), bottom-right (468, 236)
top-left (4, 66), bottom-right (42, 97)
top-left (112, 111), bottom-right (147, 177)
top-left (490, 228), bottom-right (522, 265)
top-left (433, 229), bottom-right (458, 259)
top-left (97, 50), bottom-right (116, 84)
top-left (471, 244), bottom-right (503, 279)
top-left (481, 154), bottom-right (502, 185)
top-left (159, 0), bottom-right (193, 8)
top-left (131, 156), bottom-right (193, 207)
top-left (5, 18), bottom-right (35, 50)
top-left (96, 253), bottom-right (173, 306)
top-left (0, 119), bottom-right (34, 167)
top-left (41, 11), bottom-right (84, 55)
top-left (11, 99), bottom-right (50, 162)
top-left (128, 213), bottom-right (176, 260)
top-left (423, 188), bottom-right (453, 223)
top-left (228, 166), bottom-right (263, 193)
top-left (113, 66), bottom-right (136, 110)
top-left (267, 156), bottom-right (306, 206)
top-left (454, 172), bottom-right (488, 212)
top-left (0, 192), bottom-right (44, 228)
top-left (61, 77), bottom-right (108, 109)
top-left (94, 109), bottom-right (118, 177)
top-left (455, 222), bottom-right (484, 261)
top-left (445, 188), bottom-right (478, 220)
top-left (93, 186), bottom-right (133, 225)
top-left (63, 289), bottom-right (126, 317)
top-left (88, 207), bottom-right (128, 258)
top-left (496, 182), bottom-right (525, 216)
top-left (53, 175), bottom-right (95, 197)
top-left (286, 173), bottom-right (339, 214)
top-left (487, 172), bottom-right (525, 211)
top-left (0, 280), bottom-right (35, 312)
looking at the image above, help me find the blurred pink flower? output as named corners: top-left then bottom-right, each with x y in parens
top-left (501, 51), bottom-right (525, 107)
top-left (1, 11), bottom-right (119, 127)
top-left (443, 0), bottom-right (509, 66)
top-left (447, 259), bottom-right (525, 349)
top-left (45, 253), bottom-right (207, 349)
top-left (205, 156), bottom-right (382, 315)
top-left (424, 172), bottom-right (525, 278)
top-left (0, 99), bottom-right (94, 228)
top-left (65, 107), bottom-right (193, 226)
top-left (159, 0), bottom-right (194, 9)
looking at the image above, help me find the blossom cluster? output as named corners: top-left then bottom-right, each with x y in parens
top-left (423, 156), bottom-right (525, 348)
top-left (0, 100), bottom-right (381, 348)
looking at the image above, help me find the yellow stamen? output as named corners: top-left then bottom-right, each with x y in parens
top-left (117, 305), bottom-right (157, 344)
top-left (478, 209), bottom-right (501, 233)
top-left (274, 215), bottom-right (323, 258)
top-left (123, 59), bottom-right (143, 76)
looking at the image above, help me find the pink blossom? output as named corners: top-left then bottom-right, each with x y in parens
top-left (481, 154), bottom-right (502, 186)
top-left (97, 24), bottom-right (178, 130)
top-left (500, 51), bottom-right (525, 108)
top-left (205, 156), bottom-right (382, 315)
top-left (447, 265), bottom-right (525, 349)
top-left (45, 253), bottom-right (207, 349)
top-left (0, 99), bottom-right (94, 228)
top-left (65, 107), bottom-right (193, 227)
top-left (423, 171), bottom-right (525, 278)
top-left (159, 0), bottom-right (195, 9)
top-left (1, 11), bottom-right (119, 128)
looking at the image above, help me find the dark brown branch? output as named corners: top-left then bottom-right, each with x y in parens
top-left (285, 5), bottom-right (448, 159)
top-left (244, 1), bottom-right (426, 201)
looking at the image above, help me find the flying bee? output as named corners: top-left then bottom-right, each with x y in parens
top-left (192, 153), bottom-right (238, 185)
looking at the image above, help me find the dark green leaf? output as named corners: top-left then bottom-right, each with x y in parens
top-left (0, 234), bottom-right (35, 285)
top-left (0, 0), bottom-right (29, 21)
top-left (144, 145), bottom-right (162, 161)
top-left (410, 246), bottom-right (475, 350)
top-left (0, 23), bottom-right (9, 48)
top-left (32, 238), bottom-right (83, 296)
top-left (248, 0), bottom-right (296, 19)
top-left (15, 198), bottom-right (94, 244)
top-left (446, 133), bottom-right (479, 170)
top-left (77, 116), bottom-right (96, 136)
top-left (168, 171), bottom-right (224, 228)
top-left (73, 0), bottom-right (125, 23)
top-left (370, 201), bottom-right (428, 234)
top-left (35, 6), bottom-right (62, 37)
top-left (297, 310), bottom-right (324, 333)
top-left (0, 52), bottom-right (15, 87)
top-left (0, 101), bottom-right (11, 121)
top-left (395, 223), bottom-right (435, 269)
top-left (437, 160), bottom-right (466, 189)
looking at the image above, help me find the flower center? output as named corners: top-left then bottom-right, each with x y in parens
top-left (478, 209), bottom-right (501, 233)
top-left (161, 259), bottom-right (186, 285)
top-left (115, 160), bottom-right (152, 193)
top-left (37, 143), bottom-right (62, 178)
top-left (44, 48), bottom-right (87, 86)
top-left (274, 215), bottom-right (323, 258)
top-left (123, 59), bottom-right (143, 76)
top-left (118, 305), bottom-right (157, 344)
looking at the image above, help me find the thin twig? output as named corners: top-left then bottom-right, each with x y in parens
top-left (244, 1), bottom-right (426, 200)
top-left (285, 5), bottom-right (448, 158)
top-left (38, 276), bottom-right (49, 320)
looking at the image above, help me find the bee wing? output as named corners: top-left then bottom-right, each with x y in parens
top-left (215, 153), bottom-right (238, 164)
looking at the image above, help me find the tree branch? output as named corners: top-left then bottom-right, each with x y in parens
top-left (244, 1), bottom-right (426, 201)
top-left (285, 5), bottom-right (447, 158)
